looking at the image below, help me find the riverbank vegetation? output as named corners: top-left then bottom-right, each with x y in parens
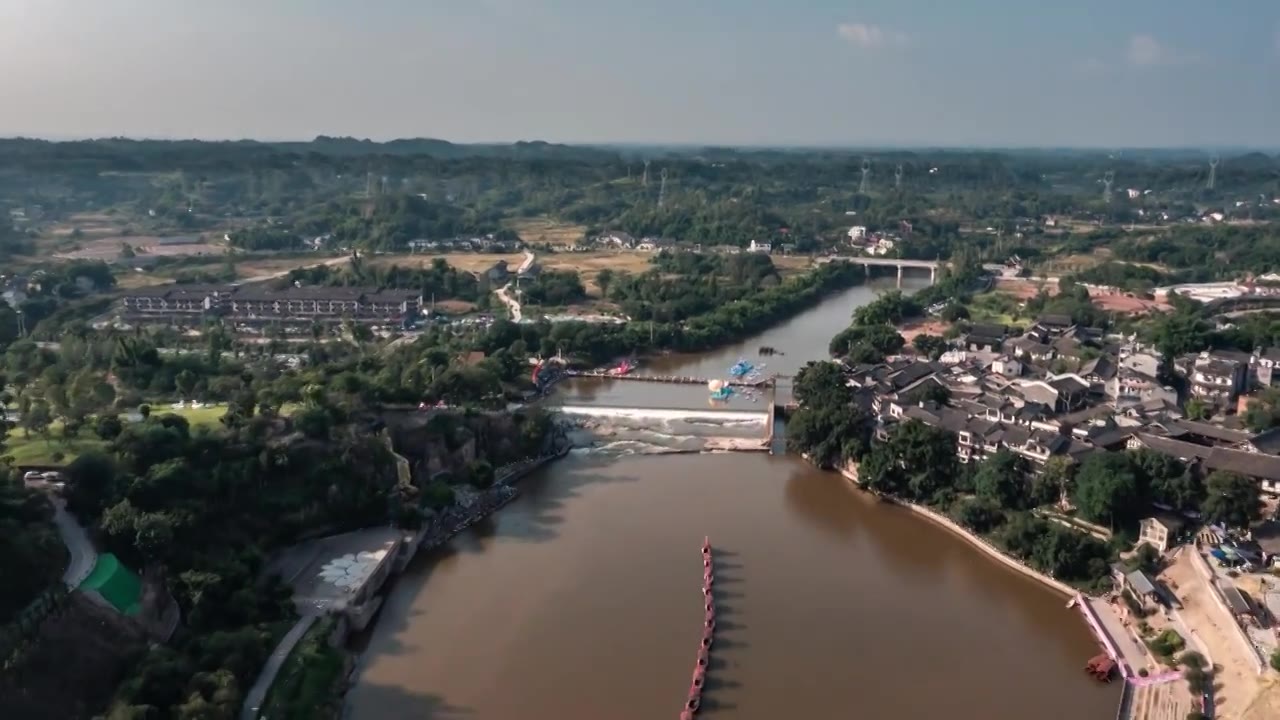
top-left (258, 618), bottom-right (346, 720)
top-left (483, 258), bottom-right (866, 366)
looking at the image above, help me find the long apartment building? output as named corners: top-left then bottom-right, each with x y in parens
top-left (121, 284), bottom-right (423, 326)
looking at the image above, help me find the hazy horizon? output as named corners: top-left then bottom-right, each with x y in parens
top-left (3, 134), bottom-right (1275, 154)
top-left (2, 0), bottom-right (1277, 147)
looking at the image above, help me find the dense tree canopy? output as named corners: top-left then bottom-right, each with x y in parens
top-left (1072, 452), bottom-right (1144, 530)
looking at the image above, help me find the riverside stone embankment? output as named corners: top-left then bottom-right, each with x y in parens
top-left (834, 463), bottom-right (1078, 598)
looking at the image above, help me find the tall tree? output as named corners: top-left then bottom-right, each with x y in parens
top-left (974, 450), bottom-right (1029, 510)
top-left (1201, 471), bottom-right (1260, 529)
top-left (1072, 452), bottom-right (1142, 530)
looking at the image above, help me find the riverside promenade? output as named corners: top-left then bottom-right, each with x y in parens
top-left (248, 445), bottom-right (571, 720)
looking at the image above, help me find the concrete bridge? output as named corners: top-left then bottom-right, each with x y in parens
top-left (816, 256), bottom-right (946, 285)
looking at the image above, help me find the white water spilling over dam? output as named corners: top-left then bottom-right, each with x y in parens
top-left (552, 404), bottom-right (773, 456)
top-left (552, 405), bottom-right (769, 424)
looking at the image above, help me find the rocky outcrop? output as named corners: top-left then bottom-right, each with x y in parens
top-left (382, 410), bottom-right (543, 486)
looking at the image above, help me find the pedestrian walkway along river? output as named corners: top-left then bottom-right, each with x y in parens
top-left (346, 279), bottom-right (1122, 719)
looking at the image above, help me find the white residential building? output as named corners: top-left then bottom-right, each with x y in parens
top-left (848, 226), bottom-right (868, 241)
top-left (748, 240), bottom-right (772, 253)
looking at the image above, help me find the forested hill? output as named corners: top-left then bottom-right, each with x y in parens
top-left (0, 137), bottom-right (1274, 192)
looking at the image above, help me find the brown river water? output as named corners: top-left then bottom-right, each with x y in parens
top-left (347, 276), bottom-right (1121, 719)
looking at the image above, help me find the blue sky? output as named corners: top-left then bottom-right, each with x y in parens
top-left (1, 0), bottom-right (1277, 147)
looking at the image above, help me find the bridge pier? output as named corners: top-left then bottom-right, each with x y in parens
top-left (897, 265), bottom-right (904, 288)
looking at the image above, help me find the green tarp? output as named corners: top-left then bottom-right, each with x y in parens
top-left (78, 553), bottom-right (142, 615)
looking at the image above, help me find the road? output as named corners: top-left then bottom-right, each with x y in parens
top-left (23, 478), bottom-right (98, 588)
top-left (490, 250), bottom-right (537, 323)
top-left (52, 499), bottom-right (98, 588)
top-left (229, 253), bottom-right (353, 286)
top-left (240, 613), bottom-right (319, 720)
top-left (496, 282), bottom-right (522, 322)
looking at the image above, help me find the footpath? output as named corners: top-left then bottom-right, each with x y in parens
top-left (239, 614), bottom-right (319, 720)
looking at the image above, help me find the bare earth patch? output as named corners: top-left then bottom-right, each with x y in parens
top-left (54, 235), bottom-right (226, 262)
top-left (1162, 551), bottom-right (1261, 720)
top-left (430, 299), bottom-right (477, 314)
top-left (1087, 289), bottom-right (1172, 315)
top-left (898, 318), bottom-right (949, 345)
top-left (995, 278), bottom-right (1055, 300)
top-left (505, 217), bottom-right (589, 246)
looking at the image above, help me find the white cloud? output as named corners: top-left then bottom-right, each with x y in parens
top-left (1127, 33), bottom-right (1200, 67)
top-left (837, 23), bottom-right (908, 49)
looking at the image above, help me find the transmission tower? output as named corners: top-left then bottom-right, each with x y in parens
top-left (1207, 153), bottom-right (1220, 191)
top-left (859, 159), bottom-right (872, 194)
top-left (894, 164), bottom-right (904, 190)
top-left (658, 168), bottom-right (668, 208)
top-left (1102, 171), bottom-right (1115, 204)
top-left (642, 160), bottom-right (650, 187)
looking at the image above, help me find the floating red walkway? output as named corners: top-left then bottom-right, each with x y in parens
top-left (682, 537), bottom-right (715, 718)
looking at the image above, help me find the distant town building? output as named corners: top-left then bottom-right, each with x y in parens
top-left (121, 285), bottom-right (422, 326)
top-left (1178, 350), bottom-right (1250, 412)
top-left (748, 240), bottom-right (772, 254)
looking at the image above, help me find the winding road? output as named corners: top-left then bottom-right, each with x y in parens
top-left (239, 613), bottom-right (319, 720)
top-left (23, 477), bottom-right (99, 589)
top-left (495, 250), bottom-right (536, 322)
top-left (53, 499), bottom-right (98, 588)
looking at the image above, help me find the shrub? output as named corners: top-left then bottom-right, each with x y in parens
top-left (1185, 666), bottom-right (1210, 695)
top-left (1147, 629), bottom-right (1185, 658)
top-left (95, 415), bottom-right (124, 440)
top-left (1180, 651), bottom-right (1206, 670)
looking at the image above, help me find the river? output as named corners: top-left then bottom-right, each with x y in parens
top-left (346, 276), bottom-right (1122, 719)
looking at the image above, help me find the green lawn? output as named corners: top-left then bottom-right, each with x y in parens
top-left (967, 291), bottom-right (1030, 329)
top-left (4, 433), bottom-right (107, 467)
top-left (158, 403), bottom-right (229, 428)
top-left (4, 403), bottom-right (299, 467)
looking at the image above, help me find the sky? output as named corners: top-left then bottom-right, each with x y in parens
top-left (1, 0), bottom-right (1278, 147)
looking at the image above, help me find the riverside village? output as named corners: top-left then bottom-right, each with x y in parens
top-left (816, 298), bottom-right (1280, 720)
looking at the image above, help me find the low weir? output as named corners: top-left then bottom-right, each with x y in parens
top-left (552, 405), bottom-right (769, 423)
